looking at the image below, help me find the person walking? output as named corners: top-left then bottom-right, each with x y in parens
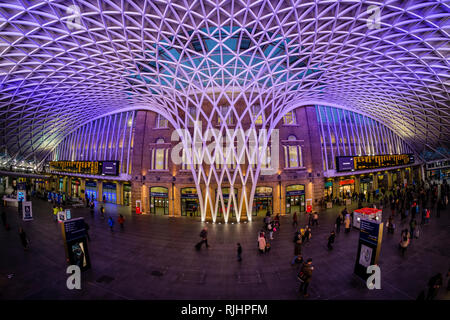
top-left (18, 227), bottom-right (29, 250)
top-left (196, 227), bottom-right (209, 249)
top-left (425, 208), bottom-right (430, 224)
top-left (335, 214), bottom-right (342, 234)
top-left (267, 221), bottom-right (274, 240)
top-left (426, 273), bottom-right (443, 300)
top-left (410, 218), bottom-right (417, 240)
top-left (237, 243), bottom-right (242, 262)
top-left (312, 212), bottom-right (319, 226)
top-left (292, 212), bottom-right (298, 227)
top-left (118, 214), bottom-right (125, 230)
top-left (327, 231), bottom-right (336, 250)
top-left (100, 206), bottom-right (105, 219)
top-left (258, 233), bottom-right (266, 254)
top-left (399, 229), bottom-right (410, 256)
top-left (298, 258), bottom-right (314, 297)
top-left (108, 216), bottom-right (114, 232)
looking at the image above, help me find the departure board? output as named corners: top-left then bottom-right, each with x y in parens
top-left (336, 154), bottom-right (414, 172)
top-left (49, 161), bottom-right (119, 176)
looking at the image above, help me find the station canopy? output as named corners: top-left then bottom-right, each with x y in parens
top-left (0, 0), bottom-right (449, 167)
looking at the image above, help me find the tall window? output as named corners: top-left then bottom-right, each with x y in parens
top-left (252, 146), bottom-right (271, 169)
top-left (218, 105), bottom-right (233, 125)
top-left (156, 114), bottom-right (168, 128)
top-left (283, 111), bottom-right (296, 125)
top-left (151, 138), bottom-right (168, 170)
top-left (252, 105), bottom-right (264, 124)
top-left (284, 135), bottom-right (302, 168)
top-left (181, 148), bottom-right (199, 170)
top-left (188, 106), bottom-right (196, 127)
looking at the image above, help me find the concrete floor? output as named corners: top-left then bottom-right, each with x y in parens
top-left (0, 197), bottom-right (449, 300)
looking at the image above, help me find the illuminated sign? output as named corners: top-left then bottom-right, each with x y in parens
top-left (49, 161), bottom-right (119, 176)
top-left (336, 154), bottom-right (414, 172)
top-left (339, 179), bottom-right (355, 185)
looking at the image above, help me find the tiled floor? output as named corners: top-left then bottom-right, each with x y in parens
top-left (0, 197), bottom-right (449, 300)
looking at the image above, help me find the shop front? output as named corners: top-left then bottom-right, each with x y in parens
top-left (216, 187), bottom-right (238, 218)
top-left (71, 179), bottom-right (80, 197)
top-left (359, 176), bottom-right (373, 196)
top-left (377, 173), bottom-right (388, 192)
top-left (286, 184), bottom-right (305, 214)
top-left (324, 180), bottom-right (333, 200)
top-left (181, 187), bottom-right (200, 217)
top-left (339, 179), bottom-right (355, 199)
top-left (123, 183), bottom-right (131, 206)
top-left (252, 186), bottom-right (273, 216)
top-left (85, 180), bottom-right (97, 201)
top-left (102, 182), bottom-right (117, 203)
top-left (150, 186), bottom-right (169, 215)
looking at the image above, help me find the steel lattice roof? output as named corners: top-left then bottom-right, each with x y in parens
top-left (0, 0), bottom-right (449, 166)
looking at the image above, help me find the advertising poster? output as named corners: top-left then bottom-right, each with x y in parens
top-left (58, 211), bottom-right (66, 222)
top-left (358, 244), bottom-right (372, 268)
top-left (354, 219), bottom-right (383, 280)
top-left (22, 201), bottom-right (33, 221)
top-left (61, 218), bottom-right (91, 271)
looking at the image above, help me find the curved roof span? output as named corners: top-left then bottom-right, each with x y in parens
top-left (0, 0), bottom-right (449, 165)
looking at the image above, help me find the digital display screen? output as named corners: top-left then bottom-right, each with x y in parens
top-left (336, 154), bottom-right (414, 172)
top-left (101, 161), bottom-right (119, 176)
top-left (49, 161), bottom-right (119, 176)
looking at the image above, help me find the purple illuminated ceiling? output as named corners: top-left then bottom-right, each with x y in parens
top-left (0, 0), bottom-right (449, 165)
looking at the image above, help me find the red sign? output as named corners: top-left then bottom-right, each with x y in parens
top-left (339, 179), bottom-right (355, 185)
top-left (306, 205), bottom-right (312, 213)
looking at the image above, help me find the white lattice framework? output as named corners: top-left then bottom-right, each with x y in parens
top-left (0, 0), bottom-right (449, 219)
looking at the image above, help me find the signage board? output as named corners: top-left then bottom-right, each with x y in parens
top-left (354, 219), bottom-right (383, 280)
top-left (17, 191), bottom-right (25, 202)
top-left (102, 161), bottom-right (119, 176)
top-left (61, 218), bottom-right (91, 271)
top-left (337, 154), bottom-right (414, 172)
top-left (22, 201), bottom-right (33, 221)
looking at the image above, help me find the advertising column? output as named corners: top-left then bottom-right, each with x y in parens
top-left (354, 219), bottom-right (383, 281)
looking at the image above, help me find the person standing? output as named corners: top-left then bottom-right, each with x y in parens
top-left (108, 216), bottom-right (114, 232)
top-left (100, 206), bottom-right (105, 219)
top-left (237, 243), bottom-right (242, 262)
top-left (327, 231), bottom-right (336, 250)
top-left (298, 258), bottom-right (314, 297)
top-left (292, 212), bottom-right (298, 227)
top-left (268, 221), bottom-right (274, 240)
top-left (118, 214), bottom-right (125, 230)
top-left (89, 201), bottom-right (95, 217)
top-left (335, 214), bottom-right (342, 234)
top-left (425, 208), bottom-right (430, 224)
top-left (312, 212), bottom-right (319, 226)
top-left (52, 205), bottom-right (58, 222)
top-left (292, 237), bottom-right (303, 265)
top-left (344, 214), bottom-right (351, 233)
top-left (18, 227), bottom-right (29, 250)
top-left (399, 229), bottom-right (410, 256)
top-left (84, 221), bottom-right (91, 241)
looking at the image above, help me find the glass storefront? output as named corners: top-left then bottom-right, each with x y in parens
top-left (71, 179), bottom-right (80, 197)
top-left (339, 179), bottom-right (354, 198)
top-left (123, 183), bottom-right (131, 206)
top-left (181, 187), bottom-right (200, 217)
top-left (252, 186), bottom-right (273, 216)
top-left (286, 184), bottom-right (305, 214)
top-left (85, 181), bottom-right (97, 201)
top-left (102, 182), bottom-right (117, 203)
top-left (150, 186), bottom-right (169, 215)
top-left (216, 187), bottom-right (238, 218)
top-left (359, 176), bottom-right (373, 195)
top-left (324, 180), bottom-right (333, 200)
